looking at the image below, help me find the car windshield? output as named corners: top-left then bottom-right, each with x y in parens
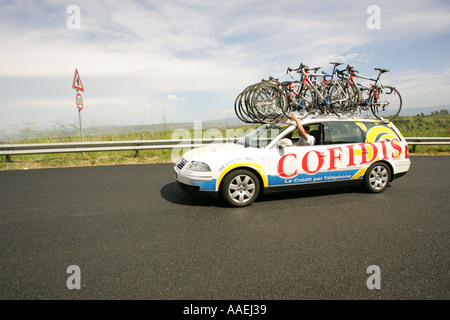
top-left (236, 123), bottom-right (291, 148)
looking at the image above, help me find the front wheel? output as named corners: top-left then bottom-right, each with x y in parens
top-left (221, 169), bottom-right (260, 207)
top-left (363, 162), bottom-right (391, 193)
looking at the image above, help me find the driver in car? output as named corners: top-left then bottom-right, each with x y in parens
top-left (290, 113), bottom-right (316, 146)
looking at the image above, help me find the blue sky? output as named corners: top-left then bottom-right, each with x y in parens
top-left (1, 0), bottom-right (449, 134)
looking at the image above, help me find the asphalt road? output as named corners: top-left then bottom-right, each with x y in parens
top-left (0, 156), bottom-right (448, 300)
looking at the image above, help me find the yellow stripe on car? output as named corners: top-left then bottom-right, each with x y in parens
top-left (216, 162), bottom-right (268, 190)
top-left (351, 168), bottom-right (367, 180)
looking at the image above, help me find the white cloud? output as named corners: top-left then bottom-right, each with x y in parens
top-left (388, 68), bottom-right (450, 109)
top-left (381, 0), bottom-right (450, 37)
top-left (0, 0), bottom-right (449, 127)
top-left (167, 94), bottom-right (187, 102)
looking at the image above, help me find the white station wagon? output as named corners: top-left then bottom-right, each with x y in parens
top-left (174, 115), bottom-right (411, 207)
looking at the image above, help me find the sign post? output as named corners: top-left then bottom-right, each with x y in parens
top-left (76, 92), bottom-right (84, 142)
top-left (73, 69), bottom-right (85, 157)
top-left (72, 69), bottom-right (85, 143)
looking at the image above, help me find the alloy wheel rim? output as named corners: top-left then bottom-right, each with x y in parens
top-left (369, 166), bottom-right (388, 190)
top-left (228, 175), bottom-right (256, 203)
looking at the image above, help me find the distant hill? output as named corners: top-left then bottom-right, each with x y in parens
top-left (2, 106), bottom-right (448, 142)
top-left (400, 105), bottom-right (449, 116)
top-left (82, 116), bottom-right (246, 136)
top-left (0, 117), bottom-right (247, 142)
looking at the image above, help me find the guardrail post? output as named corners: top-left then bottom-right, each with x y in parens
top-left (5, 155), bottom-right (12, 163)
top-left (412, 145), bottom-right (417, 153)
top-left (135, 150), bottom-right (139, 158)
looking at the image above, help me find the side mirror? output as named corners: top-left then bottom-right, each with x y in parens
top-left (278, 138), bottom-right (293, 148)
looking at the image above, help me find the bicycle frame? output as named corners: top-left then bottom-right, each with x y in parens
top-left (347, 70), bottom-right (384, 107)
top-left (302, 68), bottom-right (327, 103)
top-left (301, 67), bottom-right (351, 111)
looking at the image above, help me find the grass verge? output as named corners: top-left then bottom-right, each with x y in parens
top-left (1, 115), bottom-right (449, 171)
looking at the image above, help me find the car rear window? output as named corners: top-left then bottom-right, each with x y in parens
top-left (362, 122), bottom-right (401, 140)
top-left (327, 122), bottom-right (364, 144)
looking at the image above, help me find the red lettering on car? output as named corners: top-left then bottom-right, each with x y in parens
top-left (302, 150), bottom-right (324, 174)
top-left (379, 140), bottom-right (389, 160)
top-left (277, 153), bottom-right (297, 178)
top-left (391, 139), bottom-right (402, 158)
top-left (360, 142), bottom-right (378, 164)
top-left (346, 144), bottom-right (356, 167)
top-left (328, 147), bottom-right (342, 170)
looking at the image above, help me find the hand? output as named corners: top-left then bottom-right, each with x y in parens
top-left (290, 113), bottom-right (298, 121)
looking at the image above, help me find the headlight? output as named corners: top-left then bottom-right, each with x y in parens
top-left (186, 161), bottom-right (211, 172)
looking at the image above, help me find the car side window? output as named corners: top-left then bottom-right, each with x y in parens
top-left (290, 123), bottom-right (323, 145)
top-left (327, 122), bottom-right (364, 144)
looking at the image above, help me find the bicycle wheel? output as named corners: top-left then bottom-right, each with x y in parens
top-left (350, 84), bottom-right (371, 117)
top-left (287, 87), bottom-right (313, 118)
top-left (244, 82), bottom-right (264, 122)
top-left (316, 82), bottom-right (333, 115)
top-left (340, 82), bottom-right (359, 117)
top-left (250, 82), bottom-right (289, 123)
top-left (327, 83), bottom-right (352, 116)
top-left (370, 85), bottom-right (402, 121)
top-left (297, 87), bottom-right (315, 116)
top-left (234, 84), bottom-right (259, 123)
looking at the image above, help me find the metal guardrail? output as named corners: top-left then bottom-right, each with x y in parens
top-left (1, 137), bottom-right (449, 162)
top-left (0, 138), bottom-right (238, 163)
top-left (405, 137), bottom-right (450, 152)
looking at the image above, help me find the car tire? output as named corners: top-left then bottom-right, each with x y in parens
top-left (221, 169), bottom-right (260, 207)
top-left (363, 162), bottom-right (391, 193)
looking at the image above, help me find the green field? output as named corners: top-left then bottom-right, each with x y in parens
top-left (1, 114), bottom-right (448, 171)
top-left (0, 125), bottom-right (258, 170)
top-left (393, 113), bottom-right (450, 154)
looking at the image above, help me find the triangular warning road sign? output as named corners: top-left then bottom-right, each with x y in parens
top-left (72, 69), bottom-right (84, 91)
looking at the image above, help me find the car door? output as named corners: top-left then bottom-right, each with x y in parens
top-left (267, 121), bottom-right (367, 188)
top-left (321, 121), bottom-right (368, 181)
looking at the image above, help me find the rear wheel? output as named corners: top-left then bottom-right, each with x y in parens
top-left (370, 85), bottom-right (402, 121)
top-left (221, 169), bottom-right (260, 207)
top-left (363, 162), bottom-right (391, 193)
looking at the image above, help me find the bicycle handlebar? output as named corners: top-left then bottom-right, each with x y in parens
top-left (336, 69), bottom-right (347, 80)
top-left (346, 65), bottom-right (358, 74)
